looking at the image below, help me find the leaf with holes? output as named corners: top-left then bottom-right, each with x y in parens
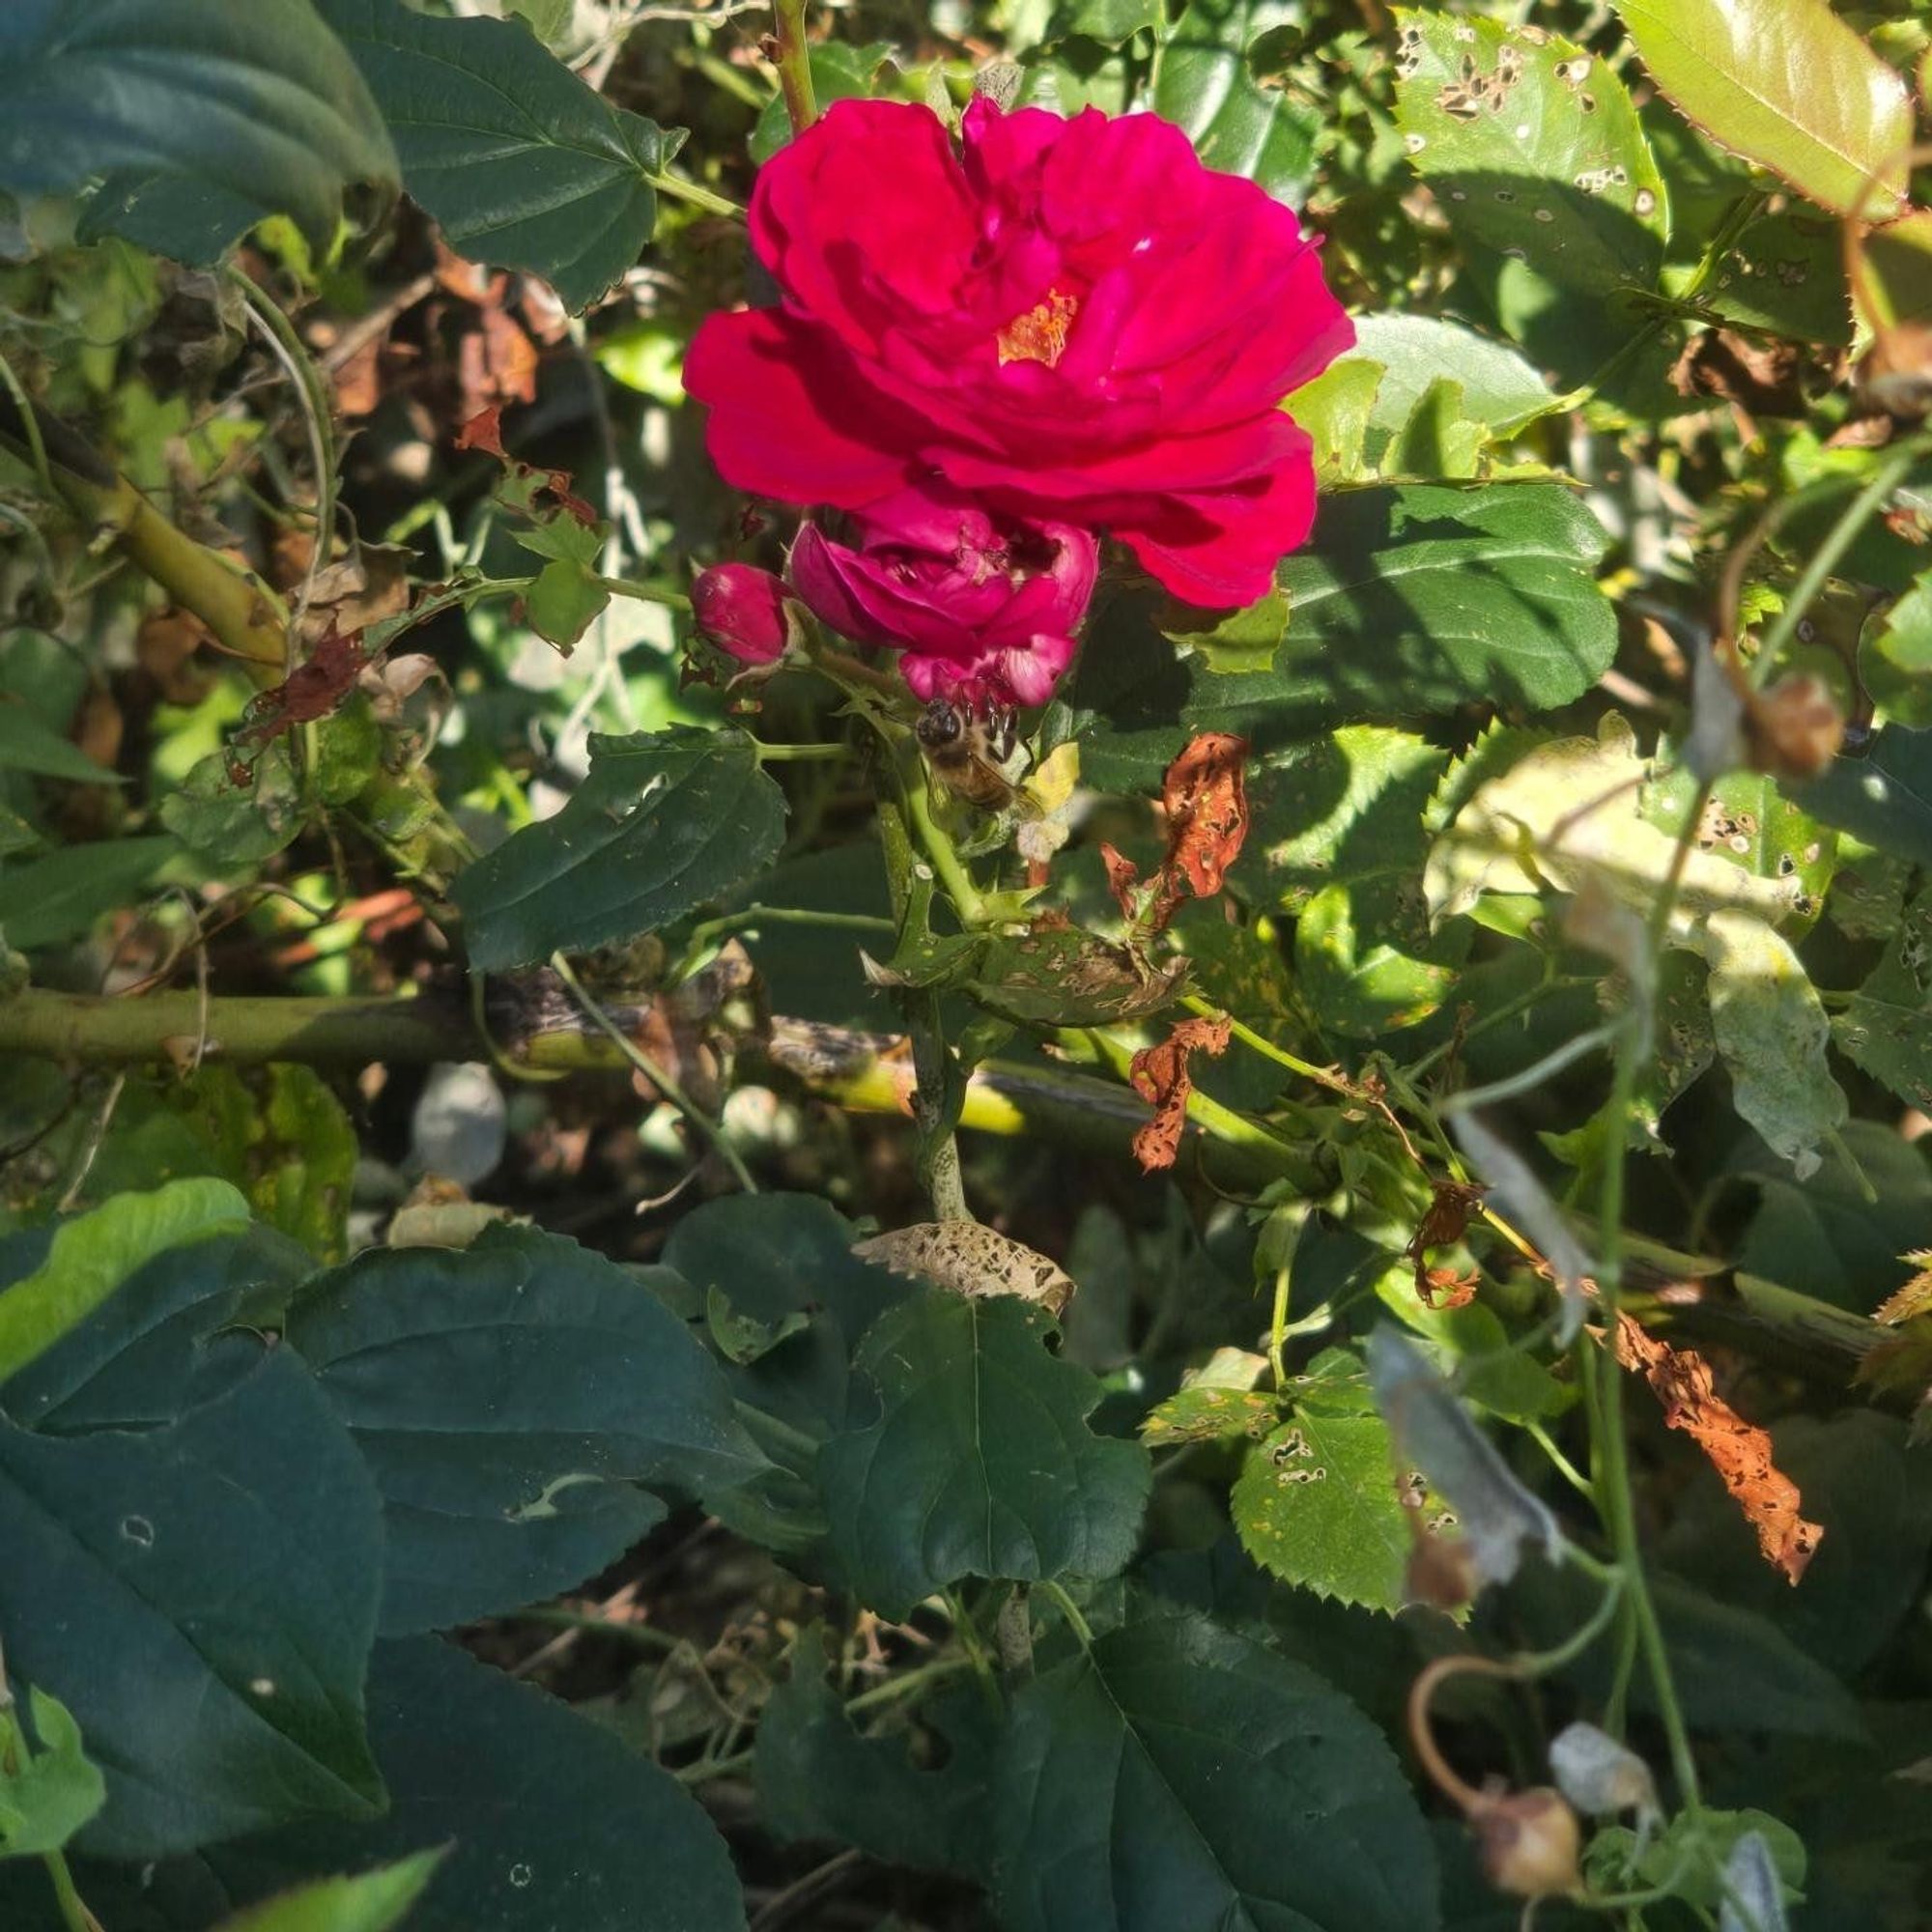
top-left (450, 727), bottom-right (785, 970)
top-left (992, 1611), bottom-right (1438, 1932)
top-left (0, 0), bottom-right (396, 258)
top-left (1233, 1403), bottom-right (1419, 1613)
top-left (818, 1287), bottom-right (1151, 1621)
top-left (1393, 11), bottom-right (1667, 297)
top-left (1613, 0), bottom-right (1912, 218)
top-left (315, 0), bottom-right (685, 310)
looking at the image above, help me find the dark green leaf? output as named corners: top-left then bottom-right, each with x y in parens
top-left (755, 1645), bottom-right (995, 1879)
top-left (0, 0), bottom-right (396, 258)
top-left (1797, 724), bottom-right (1932, 868)
top-left (1833, 883), bottom-right (1932, 1112)
top-left (992, 1611), bottom-right (1439, 1932)
top-left (1394, 11), bottom-right (1667, 296)
top-left (1047, 0), bottom-right (1157, 46)
top-left (1153, 0), bottom-right (1318, 204)
top-left (315, 0), bottom-right (684, 311)
top-left (160, 748), bottom-right (304, 867)
top-left (0, 837), bottom-right (179, 950)
top-left (450, 727), bottom-right (786, 971)
top-left (0, 1179), bottom-right (249, 1387)
top-left (661, 1193), bottom-right (912, 1557)
top-left (0, 1352), bottom-right (386, 1858)
top-left (1162, 586), bottom-right (1290, 676)
top-left (0, 707), bottom-right (123, 785)
top-left (819, 1287), bottom-right (1151, 1621)
top-left (206, 1638), bottom-right (746, 1932)
top-left (285, 1224), bottom-right (766, 1634)
top-left (1613, 0), bottom-right (1912, 218)
top-left (1, 1223), bottom-right (310, 1434)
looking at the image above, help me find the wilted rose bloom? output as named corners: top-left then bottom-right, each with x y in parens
top-left (691, 561), bottom-right (793, 665)
top-left (788, 484), bottom-right (1097, 706)
top-left (685, 98), bottom-right (1351, 609)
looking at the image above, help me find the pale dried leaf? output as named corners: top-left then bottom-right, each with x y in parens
top-left (852, 1222), bottom-right (1074, 1316)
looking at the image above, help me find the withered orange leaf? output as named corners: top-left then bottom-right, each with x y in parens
top-left (456, 407), bottom-right (597, 524)
top-left (1615, 1314), bottom-right (1823, 1584)
top-left (1128, 1015), bottom-right (1231, 1172)
top-left (1098, 841), bottom-right (1144, 923)
top-left (1163, 730), bottom-right (1248, 899)
top-left (236, 625), bottom-right (368, 756)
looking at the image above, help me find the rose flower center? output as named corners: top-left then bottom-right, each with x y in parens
top-left (996, 289), bottom-right (1079, 369)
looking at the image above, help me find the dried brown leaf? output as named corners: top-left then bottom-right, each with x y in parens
top-left (852, 1222), bottom-right (1075, 1316)
top-left (1128, 1014), bottom-right (1232, 1172)
top-left (1615, 1314), bottom-right (1823, 1583)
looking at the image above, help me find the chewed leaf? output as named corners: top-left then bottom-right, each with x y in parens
top-left (852, 1223), bottom-right (1075, 1316)
top-left (1128, 1015), bottom-right (1232, 1172)
top-left (1615, 1314), bottom-right (1823, 1584)
top-left (1367, 1324), bottom-right (1561, 1590)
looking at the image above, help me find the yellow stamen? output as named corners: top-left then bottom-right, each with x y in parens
top-left (996, 289), bottom-right (1079, 369)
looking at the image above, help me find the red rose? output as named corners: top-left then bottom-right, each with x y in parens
top-left (789, 483), bottom-right (1097, 707)
top-left (685, 98), bottom-right (1351, 609)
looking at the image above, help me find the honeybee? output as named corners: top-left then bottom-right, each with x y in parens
top-left (915, 696), bottom-right (1029, 812)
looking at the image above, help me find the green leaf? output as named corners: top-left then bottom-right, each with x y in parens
top-left (285, 1224), bottom-right (766, 1634)
top-left (0, 707), bottom-right (123, 785)
top-left (1047, 0), bottom-right (1157, 44)
top-left (314, 0), bottom-right (684, 311)
top-left (1705, 202), bottom-right (1852, 346)
top-left (1834, 883), bottom-right (1932, 1112)
top-left (0, 0), bottom-right (396, 258)
top-left (1797, 725), bottom-right (1932, 868)
top-left (1233, 1405), bottom-right (1416, 1613)
top-left (0, 1687), bottom-right (105, 1858)
top-left (1613, 0), bottom-right (1912, 218)
top-left (524, 559), bottom-right (610, 651)
top-left (1162, 586), bottom-right (1290, 676)
top-left (750, 43), bottom-right (895, 165)
top-left (1394, 11), bottom-right (1667, 297)
top-left (1297, 876), bottom-right (1466, 1037)
top-left (161, 747), bottom-right (304, 867)
top-left (0, 1223), bottom-right (309, 1434)
top-left (206, 1637), bottom-right (747, 1932)
top-left (0, 836), bottom-right (178, 950)
top-left (210, 1850), bottom-right (446, 1932)
top-left (0, 1352), bottom-right (386, 1858)
top-left (1153, 0), bottom-right (1318, 204)
top-left (1072, 489), bottom-right (1616, 781)
top-left (450, 727), bottom-right (786, 971)
top-left (1690, 908), bottom-right (1847, 1179)
top-left (818, 1287), bottom-right (1151, 1621)
top-left (1350, 314), bottom-right (1558, 445)
top-left (992, 1611), bottom-right (1439, 1932)
top-left (1287, 355), bottom-right (1383, 486)
top-left (966, 925), bottom-right (1186, 1029)
top-left (1861, 574), bottom-right (1932, 729)
top-left (754, 1644), bottom-right (995, 1879)
top-left (0, 1179), bottom-right (249, 1387)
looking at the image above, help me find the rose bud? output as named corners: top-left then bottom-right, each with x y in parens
top-left (691, 562), bottom-right (796, 666)
top-left (1474, 1787), bottom-right (1583, 1900)
top-left (788, 484), bottom-right (1098, 707)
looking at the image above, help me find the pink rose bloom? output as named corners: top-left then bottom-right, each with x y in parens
top-left (685, 97), bottom-right (1351, 609)
top-left (692, 561), bottom-right (793, 664)
top-left (789, 485), bottom-right (1096, 707)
